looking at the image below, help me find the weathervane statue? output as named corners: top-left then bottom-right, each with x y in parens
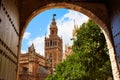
top-left (53, 14), bottom-right (56, 19)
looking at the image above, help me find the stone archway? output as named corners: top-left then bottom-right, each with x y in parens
top-left (19, 2), bottom-right (120, 80)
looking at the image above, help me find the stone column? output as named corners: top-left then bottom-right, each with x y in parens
top-left (107, 40), bottom-right (120, 80)
top-left (102, 26), bottom-right (120, 80)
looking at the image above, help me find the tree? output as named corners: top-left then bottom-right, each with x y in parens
top-left (72, 19), bottom-right (113, 80)
top-left (46, 19), bottom-right (113, 80)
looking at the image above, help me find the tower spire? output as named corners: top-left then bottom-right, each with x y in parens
top-left (51, 14), bottom-right (57, 27)
top-left (72, 19), bottom-right (79, 39)
top-left (28, 43), bottom-right (35, 53)
top-left (49, 14), bottom-right (58, 37)
top-left (74, 19), bottom-right (75, 27)
top-left (74, 19), bottom-right (77, 28)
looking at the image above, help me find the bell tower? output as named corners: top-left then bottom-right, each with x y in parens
top-left (44, 14), bottom-right (63, 73)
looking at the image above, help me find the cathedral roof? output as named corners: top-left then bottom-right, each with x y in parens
top-left (38, 66), bottom-right (48, 74)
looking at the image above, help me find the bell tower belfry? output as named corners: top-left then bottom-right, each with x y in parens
top-left (44, 14), bottom-right (63, 72)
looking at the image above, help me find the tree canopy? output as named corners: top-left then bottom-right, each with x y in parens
top-left (46, 19), bottom-right (113, 80)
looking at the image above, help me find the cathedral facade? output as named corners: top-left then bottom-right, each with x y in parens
top-left (19, 14), bottom-right (63, 80)
top-left (44, 14), bottom-right (63, 73)
top-left (19, 44), bottom-right (48, 80)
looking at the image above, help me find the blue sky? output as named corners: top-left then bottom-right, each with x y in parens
top-left (21, 8), bottom-right (88, 56)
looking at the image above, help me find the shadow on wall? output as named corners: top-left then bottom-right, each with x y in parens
top-left (0, 0), bottom-right (1, 8)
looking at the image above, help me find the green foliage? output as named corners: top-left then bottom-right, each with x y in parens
top-left (46, 19), bottom-right (113, 80)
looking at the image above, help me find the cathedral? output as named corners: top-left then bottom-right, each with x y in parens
top-left (44, 14), bottom-right (63, 73)
top-left (19, 14), bottom-right (63, 80)
top-left (19, 44), bottom-right (48, 80)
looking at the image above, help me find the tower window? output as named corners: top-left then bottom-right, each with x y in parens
top-left (52, 30), bottom-right (54, 34)
top-left (55, 41), bottom-right (57, 46)
top-left (48, 42), bottom-right (49, 47)
top-left (53, 41), bottom-right (56, 46)
top-left (50, 40), bottom-right (52, 46)
top-left (53, 41), bottom-right (54, 46)
top-left (45, 42), bottom-right (47, 46)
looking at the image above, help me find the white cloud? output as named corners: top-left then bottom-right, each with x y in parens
top-left (23, 32), bottom-right (31, 39)
top-left (24, 10), bottom-right (89, 56)
top-left (45, 10), bottom-right (89, 53)
top-left (21, 50), bottom-right (27, 54)
top-left (56, 10), bottom-right (89, 52)
top-left (28, 36), bottom-right (45, 56)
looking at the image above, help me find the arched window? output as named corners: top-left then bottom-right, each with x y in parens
top-left (55, 41), bottom-right (57, 46)
top-left (52, 30), bottom-right (54, 34)
top-left (47, 41), bottom-right (48, 47)
top-left (48, 41), bottom-right (49, 47)
top-left (53, 41), bottom-right (55, 46)
top-left (50, 40), bottom-right (52, 46)
top-left (45, 42), bottom-right (47, 47)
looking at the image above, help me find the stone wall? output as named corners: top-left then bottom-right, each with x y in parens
top-left (0, 0), bottom-right (19, 80)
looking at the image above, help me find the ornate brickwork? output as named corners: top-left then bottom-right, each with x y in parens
top-left (45, 14), bottom-right (63, 73)
top-left (19, 44), bottom-right (48, 80)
